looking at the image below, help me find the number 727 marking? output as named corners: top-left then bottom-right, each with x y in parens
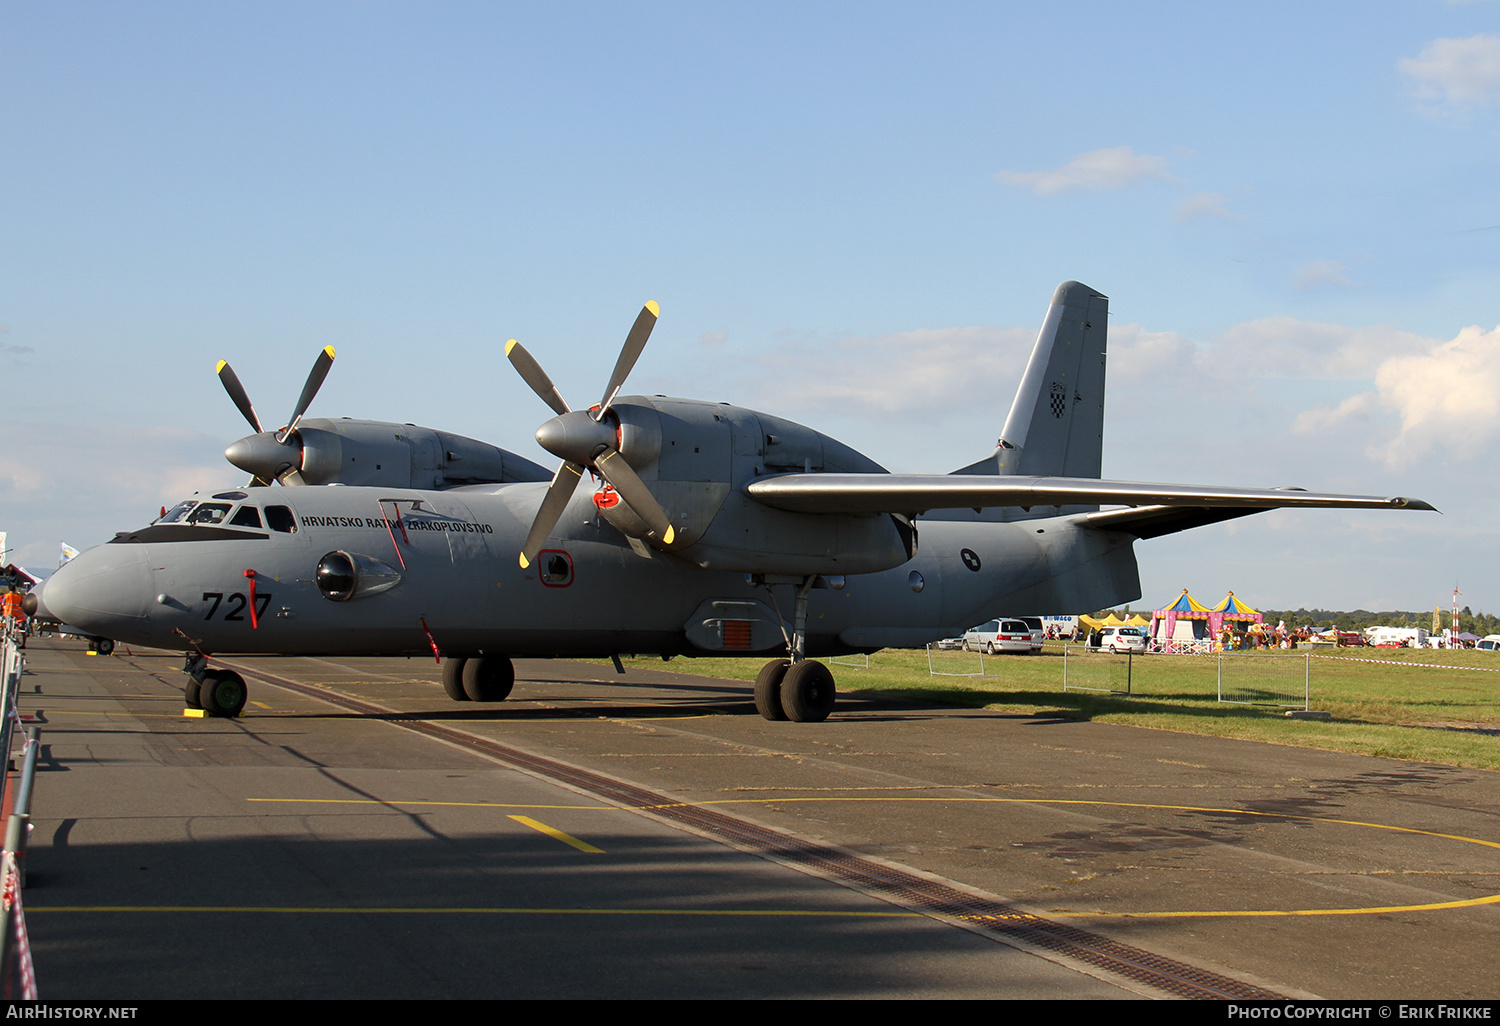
top-left (202, 591), bottom-right (272, 621)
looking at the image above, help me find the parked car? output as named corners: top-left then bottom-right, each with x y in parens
top-left (1015, 616), bottom-right (1047, 652)
top-left (962, 619), bottom-right (1038, 654)
top-left (934, 637), bottom-right (965, 651)
top-left (1477, 635), bottom-right (1500, 652)
top-left (1096, 626), bottom-right (1147, 655)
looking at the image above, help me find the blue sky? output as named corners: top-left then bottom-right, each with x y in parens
top-left (4, 2), bottom-right (1500, 615)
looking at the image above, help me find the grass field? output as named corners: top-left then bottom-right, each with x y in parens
top-left (608, 645), bottom-right (1500, 772)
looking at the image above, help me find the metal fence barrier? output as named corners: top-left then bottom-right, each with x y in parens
top-left (924, 644), bottom-right (1003, 678)
top-left (1217, 651), bottom-right (1311, 710)
top-left (0, 627), bottom-right (37, 998)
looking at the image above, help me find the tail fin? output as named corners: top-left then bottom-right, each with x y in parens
top-left (948, 280), bottom-right (1107, 518)
top-left (954, 280), bottom-right (1107, 475)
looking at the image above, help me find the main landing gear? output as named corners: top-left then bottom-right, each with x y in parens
top-left (182, 652), bottom-right (248, 718)
top-left (441, 656), bottom-right (515, 703)
top-left (754, 575), bottom-right (838, 723)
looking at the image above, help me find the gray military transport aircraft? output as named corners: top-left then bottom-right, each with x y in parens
top-left (31, 282), bottom-right (1434, 722)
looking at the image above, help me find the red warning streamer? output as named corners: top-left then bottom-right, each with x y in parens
top-left (419, 618), bottom-right (441, 664)
top-left (243, 569), bottom-right (259, 629)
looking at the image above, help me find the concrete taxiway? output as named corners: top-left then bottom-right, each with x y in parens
top-left (15, 638), bottom-right (1500, 999)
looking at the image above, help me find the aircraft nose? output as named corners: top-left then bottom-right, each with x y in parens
top-left (44, 545), bottom-right (155, 634)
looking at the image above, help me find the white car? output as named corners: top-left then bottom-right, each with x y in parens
top-left (1097, 626), bottom-right (1147, 655)
top-left (962, 619), bottom-right (1038, 655)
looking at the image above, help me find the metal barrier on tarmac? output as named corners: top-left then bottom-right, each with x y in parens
top-left (0, 628), bottom-right (38, 998)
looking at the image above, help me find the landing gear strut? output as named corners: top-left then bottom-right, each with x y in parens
top-left (440, 656), bottom-right (515, 703)
top-left (754, 575), bottom-right (837, 723)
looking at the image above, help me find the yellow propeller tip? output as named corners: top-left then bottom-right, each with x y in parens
top-left (324, 346), bottom-right (336, 359)
top-left (663, 525), bottom-right (675, 545)
top-left (505, 338), bottom-right (518, 355)
top-left (215, 359), bottom-right (227, 373)
top-left (645, 300), bottom-right (659, 316)
top-left (518, 553), bottom-right (530, 569)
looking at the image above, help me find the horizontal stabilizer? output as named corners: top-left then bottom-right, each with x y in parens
top-left (745, 473), bottom-right (1436, 517)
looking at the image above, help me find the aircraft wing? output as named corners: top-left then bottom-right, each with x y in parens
top-left (744, 474), bottom-right (1436, 518)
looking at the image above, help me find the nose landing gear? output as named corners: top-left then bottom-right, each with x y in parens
top-left (182, 652), bottom-right (247, 718)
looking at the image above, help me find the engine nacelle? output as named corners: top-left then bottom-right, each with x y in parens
top-left (287, 419), bottom-right (552, 489)
top-left (596, 397), bottom-right (916, 576)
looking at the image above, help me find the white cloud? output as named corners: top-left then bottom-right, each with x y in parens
top-left (698, 331), bottom-right (728, 345)
top-left (995, 146), bottom-right (1177, 196)
top-left (1367, 323), bottom-right (1500, 465)
top-left (1400, 34), bottom-right (1500, 108)
top-left (1292, 259), bottom-right (1358, 292)
top-left (1174, 191), bottom-right (1241, 223)
top-left (1289, 392), bottom-right (1378, 437)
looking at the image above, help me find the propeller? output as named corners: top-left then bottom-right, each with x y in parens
top-left (507, 302), bottom-right (674, 568)
top-left (219, 346), bottom-right (337, 485)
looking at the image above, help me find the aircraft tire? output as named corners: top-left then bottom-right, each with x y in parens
top-left (461, 657), bottom-right (515, 702)
top-left (183, 678), bottom-right (202, 709)
top-left (199, 670), bottom-right (247, 718)
top-left (780, 660), bottom-right (835, 723)
top-left (95, 638), bottom-right (115, 656)
top-left (754, 659), bottom-right (791, 721)
top-left (441, 658), bottom-right (470, 702)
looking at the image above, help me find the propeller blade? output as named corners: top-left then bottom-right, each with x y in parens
top-left (282, 346), bottom-right (336, 439)
top-left (216, 360), bottom-right (263, 433)
top-left (596, 301), bottom-right (658, 419)
top-left (595, 449), bottom-right (674, 545)
top-left (520, 461), bottom-right (585, 568)
top-left (506, 339), bottom-right (571, 416)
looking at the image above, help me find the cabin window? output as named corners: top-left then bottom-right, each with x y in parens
top-left (188, 503), bottom-right (232, 525)
top-left (265, 506), bottom-right (298, 533)
top-left (229, 505), bottom-right (263, 528)
top-left (539, 549), bottom-right (573, 587)
top-left (159, 501), bottom-right (196, 524)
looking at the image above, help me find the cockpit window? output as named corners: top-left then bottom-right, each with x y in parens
top-left (265, 505), bottom-right (298, 533)
top-left (159, 500), bottom-right (197, 524)
top-left (229, 505), bottom-right (263, 528)
top-left (187, 503), bottom-right (232, 525)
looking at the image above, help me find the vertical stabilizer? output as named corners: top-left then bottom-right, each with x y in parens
top-left (948, 280), bottom-right (1108, 517)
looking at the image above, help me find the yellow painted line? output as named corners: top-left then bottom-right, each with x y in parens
top-left (27, 906), bottom-right (915, 918)
top-left (250, 701), bottom-right (272, 710)
top-left (249, 798), bottom-right (608, 811)
top-left (1044, 893), bottom-right (1500, 919)
top-left (246, 794), bottom-right (1500, 920)
top-left (509, 815), bottom-right (605, 853)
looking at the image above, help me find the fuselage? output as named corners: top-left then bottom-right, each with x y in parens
top-left (42, 480), bottom-right (1143, 658)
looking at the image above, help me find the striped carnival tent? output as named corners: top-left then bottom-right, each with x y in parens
top-left (1151, 590), bottom-right (1265, 651)
top-left (1211, 591), bottom-right (1263, 627)
top-left (1150, 590), bottom-right (1214, 650)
